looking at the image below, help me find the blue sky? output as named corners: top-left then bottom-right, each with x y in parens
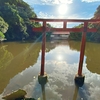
top-left (23, 0), bottom-right (100, 27)
top-left (23, 0), bottom-right (100, 19)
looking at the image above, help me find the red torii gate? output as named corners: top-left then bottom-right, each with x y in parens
top-left (30, 18), bottom-right (100, 86)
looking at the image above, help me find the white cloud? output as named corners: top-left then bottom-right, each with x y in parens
top-left (3, 60), bottom-right (100, 100)
top-left (38, 12), bottom-right (55, 18)
top-left (67, 13), bottom-right (92, 19)
top-left (82, 0), bottom-right (100, 2)
top-left (38, 11), bottom-right (92, 19)
top-left (37, 12), bottom-right (65, 28)
top-left (23, 0), bottom-right (73, 5)
top-left (52, 0), bottom-right (73, 4)
top-left (37, 11), bottom-right (92, 28)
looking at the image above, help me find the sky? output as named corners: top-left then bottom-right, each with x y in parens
top-left (23, 0), bottom-right (100, 27)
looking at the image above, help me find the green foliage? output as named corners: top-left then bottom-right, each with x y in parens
top-left (0, 16), bottom-right (8, 39)
top-left (0, 46), bottom-right (13, 69)
top-left (0, 31), bottom-right (5, 38)
top-left (69, 5), bottom-right (100, 42)
top-left (69, 32), bottom-right (82, 41)
top-left (69, 24), bottom-right (83, 41)
top-left (90, 5), bottom-right (100, 42)
top-left (0, 16), bottom-right (8, 34)
top-left (0, 0), bottom-right (39, 41)
top-left (94, 5), bottom-right (100, 19)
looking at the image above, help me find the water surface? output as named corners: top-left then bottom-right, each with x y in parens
top-left (0, 40), bottom-right (100, 100)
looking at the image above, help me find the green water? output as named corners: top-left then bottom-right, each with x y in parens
top-left (0, 40), bottom-right (100, 100)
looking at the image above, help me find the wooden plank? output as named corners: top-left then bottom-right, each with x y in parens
top-left (33, 27), bottom-right (43, 32)
top-left (33, 27), bottom-right (97, 32)
top-left (52, 32), bottom-right (70, 34)
top-left (30, 18), bottom-right (100, 22)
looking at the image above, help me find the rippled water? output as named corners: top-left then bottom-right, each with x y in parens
top-left (0, 40), bottom-right (100, 100)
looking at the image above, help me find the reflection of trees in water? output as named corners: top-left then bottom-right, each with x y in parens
top-left (68, 40), bottom-right (81, 52)
top-left (68, 40), bottom-right (100, 74)
top-left (0, 46), bottom-right (13, 69)
top-left (85, 43), bottom-right (100, 74)
top-left (46, 40), bottom-right (69, 52)
top-left (0, 42), bottom-right (41, 94)
top-left (0, 45), bottom-right (13, 93)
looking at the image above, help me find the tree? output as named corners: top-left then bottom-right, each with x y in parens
top-left (0, 16), bottom-right (8, 40)
top-left (0, 0), bottom-right (39, 41)
top-left (69, 24), bottom-right (83, 41)
top-left (69, 5), bottom-right (100, 42)
top-left (94, 5), bottom-right (100, 19)
top-left (92, 5), bottom-right (100, 42)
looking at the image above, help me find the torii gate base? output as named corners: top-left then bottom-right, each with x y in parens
top-left (30, 18), bottom-right (99, 87)
top-left (75, 74), bottom-right (85, 87)
top-left (38, 72), bottom-right (48, 85)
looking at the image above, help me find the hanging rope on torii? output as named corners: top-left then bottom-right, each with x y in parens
top-left (30, 18), bottom-right (100, 87)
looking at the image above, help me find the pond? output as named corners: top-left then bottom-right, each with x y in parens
top-left (0, 40), bottom-right (100, 100)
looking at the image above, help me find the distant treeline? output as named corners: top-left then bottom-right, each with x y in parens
top-left (69, 5), bottom-right (100, 42)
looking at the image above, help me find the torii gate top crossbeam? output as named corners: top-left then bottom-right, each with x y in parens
top-left (30, 18), bottom-right (100, 33)
top-left (30, 18), bottom-right (100, 23)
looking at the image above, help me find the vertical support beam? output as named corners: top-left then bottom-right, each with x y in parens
top-left (78, 22), bottom-right (88, 76)
top-left (75, 22), bottom-right (88, 87)
top-left (40, 21), bottom-right (46, 76)
top-left (38, 21), bottom-right (47, 85)
top-left (63, 21), bottom-right (66, 29)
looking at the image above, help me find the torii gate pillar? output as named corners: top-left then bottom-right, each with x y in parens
top-left (74, 22), bottom-right (88, 87)
top-left (38, 21), bottom-right (48, 85)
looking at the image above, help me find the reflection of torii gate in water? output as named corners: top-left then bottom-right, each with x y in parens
top-left (30, 18), bottom-right (100, 87)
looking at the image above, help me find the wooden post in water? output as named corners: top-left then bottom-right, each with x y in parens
top-left (78, 22), bottom-right (88, 76)
top-left (75, 22), bottom-right (88, 87)
top-left (40, 21), bottom-right (46, 76)
top-left (38, 21), bottom-right (48, 85)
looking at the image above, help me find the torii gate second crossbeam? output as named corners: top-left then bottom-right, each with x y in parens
top-left (30, 18), bottom-right (100, 86)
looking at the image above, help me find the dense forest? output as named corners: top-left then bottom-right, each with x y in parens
top-left (0, 0), bottom-right (41, 41)
top-left (69, 5), bottom-right (100, 42)
top-left (0, 0), bottom-right (100, 42)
